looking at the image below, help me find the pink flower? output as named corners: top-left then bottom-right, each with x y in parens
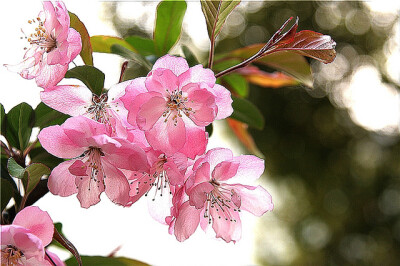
top-left (0, 206), bottom-right (59, 265)
top-left (40, 80), bottom-right (136, 139)
top-left (38, 116), bottom-right (148, 208)
top-left (128, 149), bottom-right (189, 224)
top-left (121, 55), bottom-right (233, 159)
top-left (4, 1), bottom-right (82, 89)
top-left (173, 148), bottom-right (274, 243)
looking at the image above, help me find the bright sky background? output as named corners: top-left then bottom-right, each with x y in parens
top-left (1, 1), bottom-right (399, 265)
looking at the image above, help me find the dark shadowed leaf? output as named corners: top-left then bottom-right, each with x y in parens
top-left (154, 0), bottom-right (187, 56)
top-left (1, 178), bottom-right (15, 212)
top-left (206, 123), bottom-right (213, 137)
top-left (219, 73), bottom-right (248, 97)
top-left (69, 12), bottom-right (93, 66)
top-left (30, 144), bottom-right (65, 169)
top-left (5, 103), bottom-right (35, 151)
top-left (0, 103), bottom-right (5, 135)
top-left (125, 36), bottom-right (155, 56)
top-left (91, 35), bottom-right (136, 53)
top-left (65, 256), bottom-right (150, 266)
top-left (65, 66), bottom-right (105, 96)
top-left (111, 44), bottom-right (152, 71)
top-left (230, 96), bottom-right (264, 130)
top-left (24, 163), bottom-right (50, 195)
top-left (7, 157), bottom-right (25, 179)
top-left (181, 45), bottom-right (200, 66)
top-left (201, 0), bottom-right (240, 40)
top-left (34, 103), bottom-right (70, 128)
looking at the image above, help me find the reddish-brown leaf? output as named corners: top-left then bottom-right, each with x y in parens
top-left (237, 66), bottom-right (298, 88)
top-left (227, 118), bottom-right (263, 157)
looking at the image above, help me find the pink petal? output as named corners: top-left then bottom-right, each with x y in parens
top-left (193, 162), bottom-right (211, 185)
top-left (146, 185), bottom-right (173, 225)
top-left (12, 206), bottom-right (54, 246)
top-left (231, 155), bottom-right (265, 182)
top-left (65, 28), bottom-right (82, 62)
top-left (145, 68), bottom-right (179, 96)
top-left (102, 159), bottom-right (130, 206)
top-left (75, 174), bottom-right (105, 209)
top-left (129, 172), bottom-right (152, 202)
top-left (120, 77), bottom-right (147, 110)
top-left (35, 60), bottom-right (69, 89)
top-left (38, 125), bottom-right (85, 159)
top-left (48, 160), bottom-right (78, 197)
top-left (212, 161), bottom-right (240, 182)
top-left (177, 116), bottom-right (207, 160)
top-left (188, 182), bottom-right (214, 209)
top-left (174, 201), bottom-right (201, 242)
top-left (105, 139), bottom-right (149, 172)
top-left (145, 116), bottom-right (186, 155)
top-left (40, 85), bottom-right (92, 116)
top-left (68, 160), bottom-right (87, 176)
top-left (185, 86), bottom-right (217, 126)
top-left (125, 91), bottom-right (160, 128)
top-left (137, 96), bottom-right (167, 131)
top-left (226, 184), bottom-right (274, 216)
top-left (12, 229), bottom-right (45, 260)
top-left (178, 64), bottom-right (216, 88)
top-left (198, 148), bottom-right (233, 172)
top-left (164, 161), bottom-right (185, 186)
top-left (211, 207), bottom-right (242, 243)
top-left (45, 250), bottom-right (66, 266)
top-left (209, 84), bottom-right (233, 120)
top-left (152, 55), bottom-right (189, 76)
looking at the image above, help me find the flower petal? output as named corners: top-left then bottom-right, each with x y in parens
top-left (174, 201), bottom-right (201, 242)
top-left (209, 84), bottom-right (233, 120)
top-left (231, 155), bottom-right (265, 182)
top-left (137, 96), bottom-right (167, 131)
top-left (102, 159), bottom-right (130, 206)
top-left (145, 68), bottom-right (179, 95)
top-left (48, 160), bottom-right (79, 197)
top-left (40, 85), bottom-right (92, 116)
top-left (188, 182), bottom-right (214, 209)
top-left (152, 55), bottom-right (189, 76)
top-left (75, 174), bottom-right (105, 209)
top-left (179, 64), bottom-right (216, 88)
top-left (212, 161), bottom-right (240, 182)
top-left (12, 206), bottom-right (54, 246)
top-left (211, 207), bottom-right (242, 243)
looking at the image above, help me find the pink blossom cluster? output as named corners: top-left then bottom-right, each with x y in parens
top-left (5, 1), bottom-right (273, 244)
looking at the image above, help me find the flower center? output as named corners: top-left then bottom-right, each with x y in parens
top-left (82, 147), bottom-right (105, 191)
top-left (203, 180), bottom-right (241, 224)
top-left (1, 245), bottom-right (24, 265)
top-left (24, 17), bottom-right (57, 53)
top-left (86, 93), bottom-right (110, 123)
top-left (162, 90), bottom-right (195, 126)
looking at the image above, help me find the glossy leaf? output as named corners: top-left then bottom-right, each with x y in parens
top-left (7, 157), bottom-right (25, 179)
top-left (0, 103), bottom-right (5, 135)
top-left (219, 73), bottom-right (248, 97)
top-left (91, 35), bottom-right (136, 54)
top-left (125, 36), bottom-right (155, 56)
top-left (181, 45), bottom-right (200, 66)
top-left (111, 44), bottom-right (152, 70)
top-left (154, 0), bottom-right (187, 56)
top-left (30, 144), bottom-right (64, 171)
top-left (230, 96), bottom-right (264, 130)
top-left (237, 66), bottom-right (299, 88)
top-left (1, 179), bottom-right (15, 212)
top-left (5, 103), bottom-right (35, 151)
top-left (24, 163), bottom-right (50, 195)
top-left (69, 12), bottom-right (93, 66)
top-left (206, 123), bottom-right (213, 137)
top-left (227, 118), bottom-right (263, 157)
top-left (65, 256), bottom-right (150, 266)
top-left (229, 46), bottom-right (313, 87)
top-left (65, 66), bottom-right (105, 96)
top-left (34, 103), bottom-right (70, 129)
top-left (201, 0), bottom-right (240, 39)
top-left (54, 227), bottom-right (82, 266)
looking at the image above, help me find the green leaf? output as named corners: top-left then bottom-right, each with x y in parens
top-left (5, 103), bottom-right (35, 151)
top-left (111, 44), bottom-right (152, 71)
top-left (34, 103), bottom-right (70, 128)
top-left (230, 96), bottom-right (264, 130)
top-left (1, 178), bottom-right (15, 212)
top-left (181, 45), bottom-right (200, 66)
top-left (69, 12), bottom-right (93, 66)
top-left (91, 35), bottom-right (136, 54)
top-left (7, 157), bottom-right (25, 179)
top-left (206, 123), bottom-right (213, 137)
top-left (65, 66), bottom-right (105, 96)
top-left (219, 73), bottom-right (248, 97)
top-left (154, 0), bottom-right (187, 56)
top-left (65, 256), bottom-right (150, 266)
top-left (30, 144), bottom-right (64, 169)
top-left (24, 163), bottom-right (50, 195)
top-left (0, 103), bottom-right (5, 135)
top-left (201, 0), bottom-right (240, 40)
top-left (125, 36), bottom-right (155, 56)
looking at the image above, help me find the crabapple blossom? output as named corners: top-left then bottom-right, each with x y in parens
top-left (4, 1), bottom-right (81, 89)
top-left (121, 55), bottom-right (233, 159)
top-left (0, 206), bottom-right (63, 266)
top-left (128, 149), bottom-right (190, 223)
top-left (173, 148), bottom-right (274, 243)
top-left (38, 115), bottom-right (148, 208)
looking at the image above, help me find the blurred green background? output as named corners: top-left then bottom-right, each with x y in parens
top-left (104, 1), bottom-right (400, 265)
